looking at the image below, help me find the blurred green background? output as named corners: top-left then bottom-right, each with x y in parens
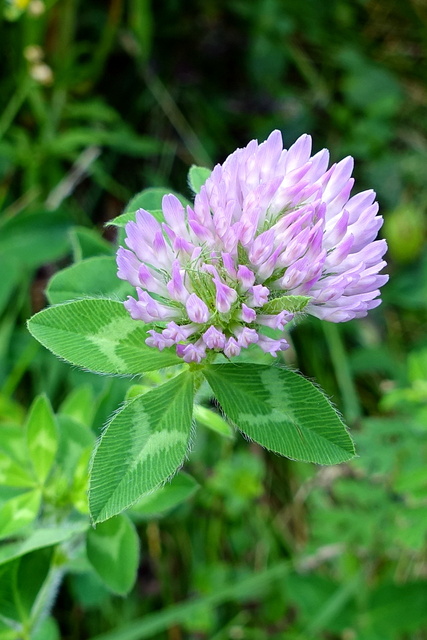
top-left (1, 0), bottom-right (427, 639)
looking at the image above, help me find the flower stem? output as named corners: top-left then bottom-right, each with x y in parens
top-left (28, 548), bottom-right (66, 637)
top-left (188, 350), bottom-right (218, 394)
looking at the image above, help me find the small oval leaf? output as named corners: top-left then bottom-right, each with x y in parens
top-left (26, 395), bottom-right (58, 484)
top-left (89, 371), bottom-right (194, 523)
top-left (0, 491), bottom-right (42, 540)
top-left (46, 257), bottom-right (133, 305)
top-left (27, 299), bottom-right (181, 376)
top-left (203, 363), bottom-right (355, 465)
top-left (86, 514), bottom-right (139, 595)
top-left (188, 166), bottom-right (212, 194)
top-left (130, 473), bottom-right (199, 519)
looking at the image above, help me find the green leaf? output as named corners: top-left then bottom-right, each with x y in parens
top-left (69, 447), bottom-right (92, 514)
top-left (47, 128), bottom-right (161, 157)
top-left (107, 209), bottom-right (164, 229)
top-left (260, 295), bottom-right (310, 314)
top-left (70, 227), bottom-right (114, 261)
top-left (0, 453), bottom-right (35, 488)
top-left (0, 256), bottom-right (21, 317)
top-left (366, 582), bottom-right (427, 636)
top-left (188, 166), bottom-right (211, 194)
top-left (125, 187), bottom-right (191, 212)
top-left (31, 617), bottom-right (60, 640)
top-left (86, 514), bottom-right (139, 595)
top-left (27, 298), bottom-right (181, 375)
top-left (0, 209), bottom-right (71, 269)
top-left (0, 550), bottom-right (52, 625)
top-left (0, 491), bottom-right (41, 540)
top-left (0, 521), bottom-right (88, 566)
top-left (107, 187), bottom-right (190, 227)
top-left (25, 395), bottom-right (58, 485)
top-left (56, 415), bottom-right (95, 481)
top-left (0, 426), bottom-right (34, 487)
top-left (59, 385), bottom-right (96, 428)
top-left (0, 396), bottom-right (25, 426)
top-left (203, 364), bottom-right (355, 465)
top-left (130, 473), bottom-right (199, 519)
top-left (193, 404), bottom-right (234, 439)
top-left (89, 372), bottom-right (194, 523)
top-left (46, 257), bottom-right (133, 305)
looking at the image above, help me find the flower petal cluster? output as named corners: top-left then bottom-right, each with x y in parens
top-left (117, 130), bottom-right (388, 363)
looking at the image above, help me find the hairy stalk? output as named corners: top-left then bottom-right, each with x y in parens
top-left (28, 548), bottom-right (67, 637)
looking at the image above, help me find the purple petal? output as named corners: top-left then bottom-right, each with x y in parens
top-left (117, 247), bottom-right (141, 287)
top-left (247, 284), bottom-right (270, 307)
top-left (239, 303), bottom-right (257, 323)
top-left (224, 337), bottom-right (241, 358)
top-left (202, 326), bottom-right (226, 349)
top-left (257, 335), bottom-right (289, 356)
top-left (167, 260), bottom-right (189, 303)
top-left (234, 327), bottom-right (259, 347)
top-left (237, 265), bottom-right (255, 291)
top-left (186, 293), bottom-right (210, 324)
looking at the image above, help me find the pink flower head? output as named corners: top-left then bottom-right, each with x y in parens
top-left (118, 130), bottom-right (387, 362)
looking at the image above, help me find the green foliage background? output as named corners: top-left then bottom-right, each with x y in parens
top-left (1, 0), bottom-right (427, 638)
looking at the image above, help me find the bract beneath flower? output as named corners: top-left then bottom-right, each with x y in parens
top-left (117, 130), bottom-right (388, 363)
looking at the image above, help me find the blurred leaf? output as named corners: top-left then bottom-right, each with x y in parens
top-left (47, 128), bottom-right (161, 158)
top-left (46, 257), bottom-right (133, 305)
top-left (0, 550), bottom-right (51, 624)
top-left (383, 205), bottom-right (426, 264)
top-left (207, 451), bottom-right (264, 517)
top-left (394, 468), bottom-right (427, 498)
top-left (56, 415), bottom-right (95, 481)
top-left (0, 451), bottom-right (34, 488)
top-left (70, 227), bottom-right (114, 262)
top-left (203, 364), bottom-right (355, 464)
top-left (108, 208), bottom-right (164, 229)
top-left (366, 582), bottom-right (427, 636)
top-left (0, 490), bottom-right (41, 540)
top-left (0, 426), bottom-right (28, 469)
top-left (89, 372), bottom-right (194, 523)
top-left (107, 187), bottom-right (191, 228)
top-left (31, 616), bottom-right (60, 640)
top-left (340, 51), bottom-right (403, 117)
top-left (0, 521), bottom-right (88, 566)
top-left (128, 0), bottom-right (153, 61)
top-left (349, 346), bottom-right (405, 381)
top-left (59, 385), bottom-right (96, 429)
top-left (384, 252), bottom-right (427, 309)
top-left (0, 256), bottom-right (20, 317)
top-left (25, 395), bottom-right (58, 485)
top-left (27, 298), bottom-right (181, 375)
top-left (86, 514), bottom-right (139, 595)
top-left (193, 404), bottom-right (233, 438)
top-left (302, 574), bottom-right (360, 635)
top-left (130, 472), bottom-right (199, 518)
top-left (64, 100), bottom-right (121, 124)
top-left (408, 348), bottom-right (427, 383)
top-left (0, 210), bottom-right (71, 269)
top-left (69, 447), bottom-right (92, 514)
top-left (69, 569), bottom-right (110, 610)
top-left (188, 166), bottom-right (211, 194)
top-left (0, 396), bottom-right (25, 426)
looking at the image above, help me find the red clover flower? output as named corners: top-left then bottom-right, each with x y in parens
top-left (117, 131), bottom-right (388, 363)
